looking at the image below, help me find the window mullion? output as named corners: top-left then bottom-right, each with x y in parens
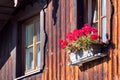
top-left (33, 23), bottom-right (37, 69)
top-left (36, 41), bottom-right (41, 45)
top-left (101, 16), bottom-right (106, 19)
top-left (26, 44), bottom-right (33, 48)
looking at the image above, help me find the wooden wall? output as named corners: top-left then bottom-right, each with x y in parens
top-left (0, 0), bottom-right (120, 80)
top-left (0, 21), bottom-right (17, 80)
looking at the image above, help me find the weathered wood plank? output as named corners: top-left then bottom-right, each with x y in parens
top-left (53, 3), bottom-right (57, 80)
top-left (103, 58), bottom-right (108, 80)
top-left (89, 63), bottom-right (94, 80)
top-left (108, 49), bottom-right (112, 80)
top-left (48, 2), bottom-right (53, 80)
top-left (56, 0), bottom-right (61, 79)
top-left (65, 0), bottom-right (71, 80)
top-left (60, 0), bottom-right (66, 80)
top-left (1, 0), bottom-right (120, 80)
top-left (118, 0), bottom-right (120, 80)
top-left (44, 7), bottom-right (49, 80)
top-left (112, 1), bottom-right (118, 80)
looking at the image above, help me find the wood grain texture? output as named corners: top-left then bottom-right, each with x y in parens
top-left (0, 0), bottom-right (120, 80)
top-left (118, 0), bottom-right (120, 80)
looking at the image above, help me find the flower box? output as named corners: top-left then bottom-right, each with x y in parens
top-left (69, 49), bottom-right (93, 62)
top-left (68, 52), bottom-right (107, 66)
top-left (68, 44), bottom-right (108, 66)
top-left (58, 24), bottom-right (108, 66)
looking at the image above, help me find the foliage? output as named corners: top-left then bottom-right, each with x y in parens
top-left (58, 24), bottom-right (99, 53)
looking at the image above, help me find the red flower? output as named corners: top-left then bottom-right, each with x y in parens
top-left (92, 27), bottom-right (98, 33)
top-left (82, 24), bottom-right (93, 35)
top-left (91, 34), bottom-right (99, 40)
top-left (73, 29), bottom-right (80, 38)
top-left (58, 39), bottom-right (63, 44)
top-left (58, 23), bottom-right (99, 52)
top-left (61, 41), bottom-right (68, 49)
top-left (84, 23), bottom-right (89, 27)
top-left (66, 32), bottom-right (77, 41)
top-left (84, 30), bottom-right (90, 35)
top-left (82, 27), bottom-right (89, 35)
top-left (78, 30), bottom-right (83, 36)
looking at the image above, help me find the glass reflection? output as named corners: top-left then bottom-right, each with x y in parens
top-left (26, 24), bottom-right (34, 46)
top-left (102, 0), bottom-right (106, 16)
top-left (37, 44), bottom-right (41, 67)
top-left (36, 21), bottom-right (40, 41)
top-left (26, 48), bottom-right (33, 70)
top-left (102, 18), bottom-right (107, 42)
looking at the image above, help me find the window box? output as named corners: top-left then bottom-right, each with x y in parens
top-left (68, 44), bottom-right (108, 66)
top-left (68, 52), bottom-right (107, 66)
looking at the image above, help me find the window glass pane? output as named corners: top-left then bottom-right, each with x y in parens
top-left (92, 23), bottom-right (98, 29)
top-left (26, 48), bottom-right (33, 70)
top-left (102, 0), bottom-right (106, 16)
top-left (88, 0), bottom-right (92, 24)
top-left (37, 44), bottom-right (41, 66)
top-left (92, 0), bottom-right (98, 22)
top-left (26, 24), bottom-right (34, 46)
top-left (36, 21), bottom-right (40, 41)
top-left (102, 17), bottom-right (107, 42)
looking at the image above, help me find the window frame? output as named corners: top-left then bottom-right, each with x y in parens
top-left (23, 15), bottom-right (41, 73)
top-left (21, 10), bottom-right (45, 75)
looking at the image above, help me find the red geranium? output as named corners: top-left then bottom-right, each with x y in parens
top-left (58, 39), bottom-right (68, 49)
top-left (58, 23), bottom-right (99, 52)
top-left (58, 39), bottom-right (63, 44)
top-left (92, 27), bottom-right (98, 33)
top-left (91, 34), bottom-right (99, 40)
top-left (82, 24), bottom-right (93, 35)
top-left (66, 32), bottom-right (77, 41)
top-left (73, 29), bottom-right (80, 37)
top-left (61, 41), bottom-right (68, 49)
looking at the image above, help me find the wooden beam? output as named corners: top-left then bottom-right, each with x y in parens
top-left (0, 5), bottom-right (15, 8)
top-left (0, 7), bottom-right (14, 14)
top-left (0, 21), bottom-right (6, 24)
top-left (0, 13), bottom-right (12, 20)
top-left (0, 21), bottom-right (7, 31)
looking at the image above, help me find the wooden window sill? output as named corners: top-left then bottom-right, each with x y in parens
top-left (14, 68), bottom-right (42, 80)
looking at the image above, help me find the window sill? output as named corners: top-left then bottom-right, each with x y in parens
top-left (14, 68), bottom-right (42, 80)
top-left (68, 53), bottom-right (108, 66)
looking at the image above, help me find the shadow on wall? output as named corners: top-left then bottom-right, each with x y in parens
top-left (79, 56), bottom-right (110, 71)
top-left (52, 0), bottom-right (59, 25)
top-left (0, 22), bottom-right (17, 70)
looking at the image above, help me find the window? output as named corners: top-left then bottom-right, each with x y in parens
top-left (16, 10), bottom-right (45, 79)
top-left (23, 16), bottom-right (41, 73)
top-left (78, 0), bottom-right (111, 43)
top-left (25, 18), bottom-right (41, 70)
top-left (20, 12), bottom-right (46, 74)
